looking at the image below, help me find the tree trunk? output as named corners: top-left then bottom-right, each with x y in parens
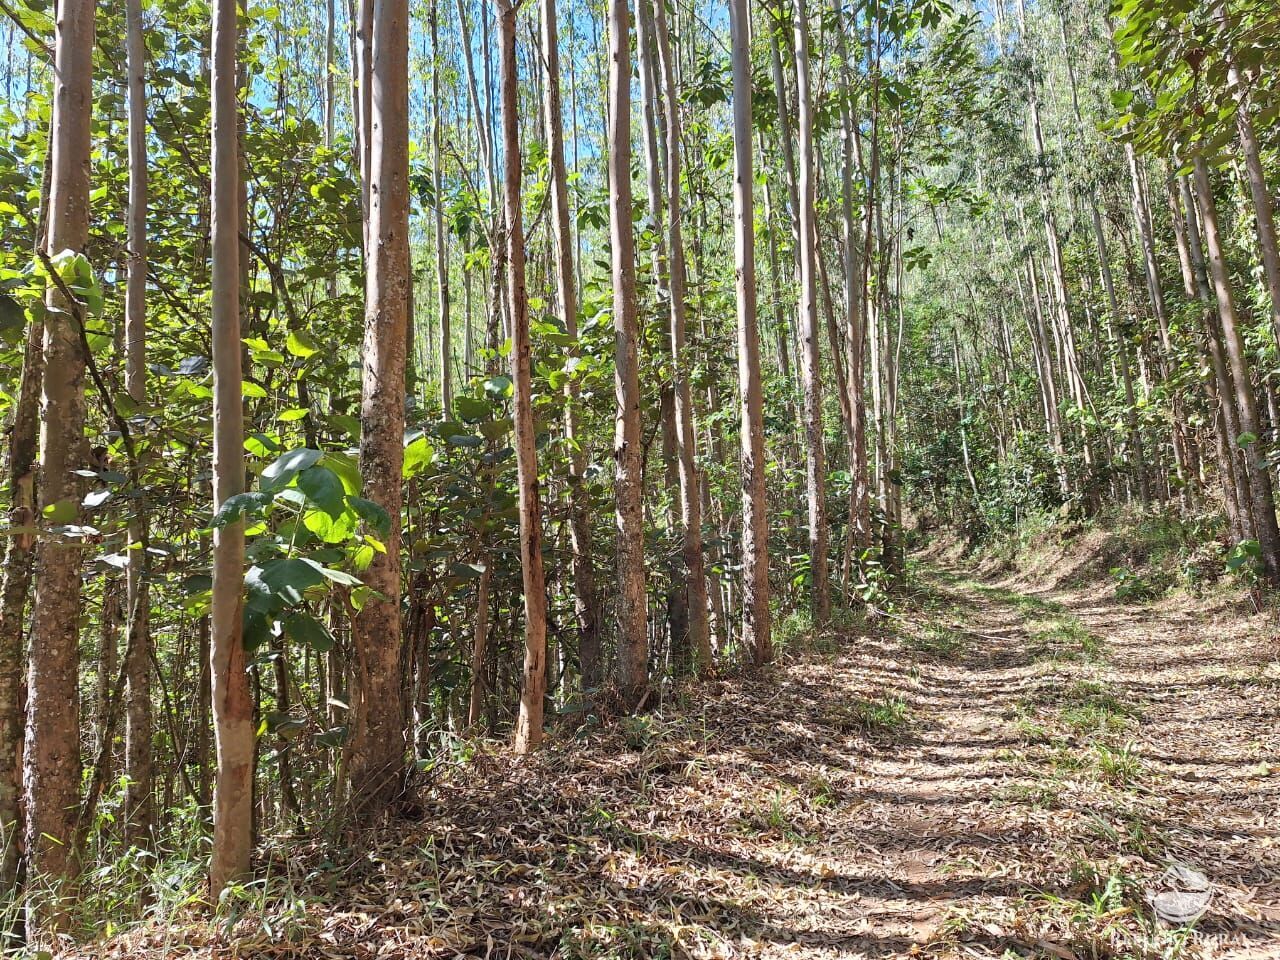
top-left (834, 9), bottom-right (870, 561)
top-left (608, 0), bottom-right (648, 708)
top-left (540, 0), bottom-right (601, 692)
top-left (350, 0), bottom-right (410, 814)
top-left (1226, 54), bottom-right (1280, 351)
top-left (729, 0), bottom-right (770, 666)
top-left (1192, 154), bottom-right (1280, 584)
top-left (791, 0), bottom-right (829, 624)
top-left (209, 0), bottom-right (254, 896)
top-left (0, 144), bottom-right (50, 899)
top-left (644, 0), bottom-right (710, 672)
top-left (1181, 171), bottom-right (1253, 545)
top-left (431, 0), bottom-right (451, 414)
top-left (498, 0), bottom-right (549, 753)
top-left (354, 0), bottom-right (373, 250)
top-left (123, 0), bottom-right (153, 847)
top-left (467, 558), bottom-right (490, 726)
top-left (25, 0), bottom-right (95, 909)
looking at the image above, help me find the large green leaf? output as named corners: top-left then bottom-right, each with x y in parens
top-left (212, 491), bottom-right (272, 528)
top-left (261, 448), bottom-right (323, 491)
top-left (349, 496), bottom-right (391, 536)
top-left (297, 464), bottom-right (345, 519)
top-left (257, 556), bottom-right (325, 604)
top-left (284, 610), bottom-right (335, 653)
top-left (303, 506), bottom-right (357, 544)
top-left (403, 435), bottom-right (434, 478)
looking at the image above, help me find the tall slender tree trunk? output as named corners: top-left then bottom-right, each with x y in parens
top-left (0, 141), bottom-right (50, 900)
top-left (647, 0), bottom-right (709, 672)
top-left (1226, 54), bottom-right (1280, 351)
top-left (498, 0), bottom-right (549, 753)
top-left (729, 0), bottom-right (770, 666)
top-left (1184, 169), bottom-right (1252, 527)
top-left (25, 0), bottom-right (95, 911)
top-left (466, 557), bottom-right (490, 725)
top-left (1192, 154), bottom-right (1280, 584)
top-left (791, 0), bottom-right (829, 624)
top-left (1017, 0), bottom-right (1093, 493)
top-left (834, 10), bottom-right (870, 561)
top-left (431, 0), bottom-right (451, 414)
top-left (634, 0), bottom-right (688, 656)
top-left (323, 0), bottom-right (335, 151)
top-left (350, 0), bottom-right (410, 814)
top-left (608, 0), bottom-right (648, 707)
top-left (540, 0), bottom-right (601, 691)
top-left (1178, 172), bottom-right (1247, 540)
top-left (355, 0), bottom-right (373, 251)
top-left (208, 0), bottom-right (254, 896)
top-left (123, 0), bottom-right (153, 847)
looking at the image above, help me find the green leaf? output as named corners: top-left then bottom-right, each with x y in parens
top-left (0, 294), bottom-right (24, 345)
top-left (242, 608), bottom-right (273, 651)
top-left (327, 413), bottom-right (361, 439)
top-left (212, 491), bottom-right (271, 527)
top-left (261, 448), bottom-right (323, 492)
top-left (479, 418), bottom-right (512, 441)
top-left (284, 611), bottom-right (335, 653)
top-left (314, 563), bottom-right (362, 586)
top-left (453, 395), bottom-right (492, 422)
top-left (483, 375), bottom-right (513, 398)
top-left (349, 496), bottom-right (391, 536)
top-left (297, 465), bottom-right (345, 518)
top-left (303, 506), bottom-right (357, 544)
top-left (1236, 432), bottom-right (1258, 447)
top-left (286, 329), bottom-right (320, 358)
top-left (257, 557), bottom-right (325, 604)
top-left (42, 499), bottom-right (77, 525)
top-left (402, 435), bottom-right (434, 478)
top-left (321, 451), bottom-right (361, 493)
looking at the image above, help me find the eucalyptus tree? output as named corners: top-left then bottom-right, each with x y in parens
top-left (540, 0), bottom-right (601, 689)
top-left (25, 0), bottom-right (95, 905)
top-left (608, 0), bottom-right (648, 708)
top-left (729, 0), bottom-right (771, 664)
top-left (791, 0), bottom-right (830, 623)
top-left (350, 0), bottom-right (411, 811)
top-left (123, 0), bottom-right (153, 845)
top-left (208, 0), bottom-right (253, 895)
top-left (500, 0), bottom-right (549, 752)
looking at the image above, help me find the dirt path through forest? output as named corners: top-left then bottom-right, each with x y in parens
top-left (104, 561), bottom-right (1280, 960)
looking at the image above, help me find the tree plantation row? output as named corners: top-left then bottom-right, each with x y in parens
top-left (0, 0), bottom-right (1276, 940)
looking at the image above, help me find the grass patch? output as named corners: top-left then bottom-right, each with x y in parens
top-left (848, 695), bottom-right (912, 734)
top-left (998, 778), bottom-right (1062, 809)
top-left (1092, 742), bottom-right (1145, 785)
top-left (805, 774), bottom-right (838, 808)
top-left (739, 788), bottom-right (814, 844)
top-left (1054, 680), bottom-right (1141, 735)
top-left (903, 623), bottom-right (964, 659)
top-left (1083, 811), bottom-right (1167, 860)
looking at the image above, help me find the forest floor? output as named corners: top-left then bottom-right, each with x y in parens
top-left (81, 548), bottom-right (1280, 960)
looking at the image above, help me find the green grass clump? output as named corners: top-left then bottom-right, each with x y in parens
top-left (850, 695), bottom-right (912, 733)
top-left (1093, 742), bottom-right (1145, 785)
top-left (904, 623), bottom-right (964, 659)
